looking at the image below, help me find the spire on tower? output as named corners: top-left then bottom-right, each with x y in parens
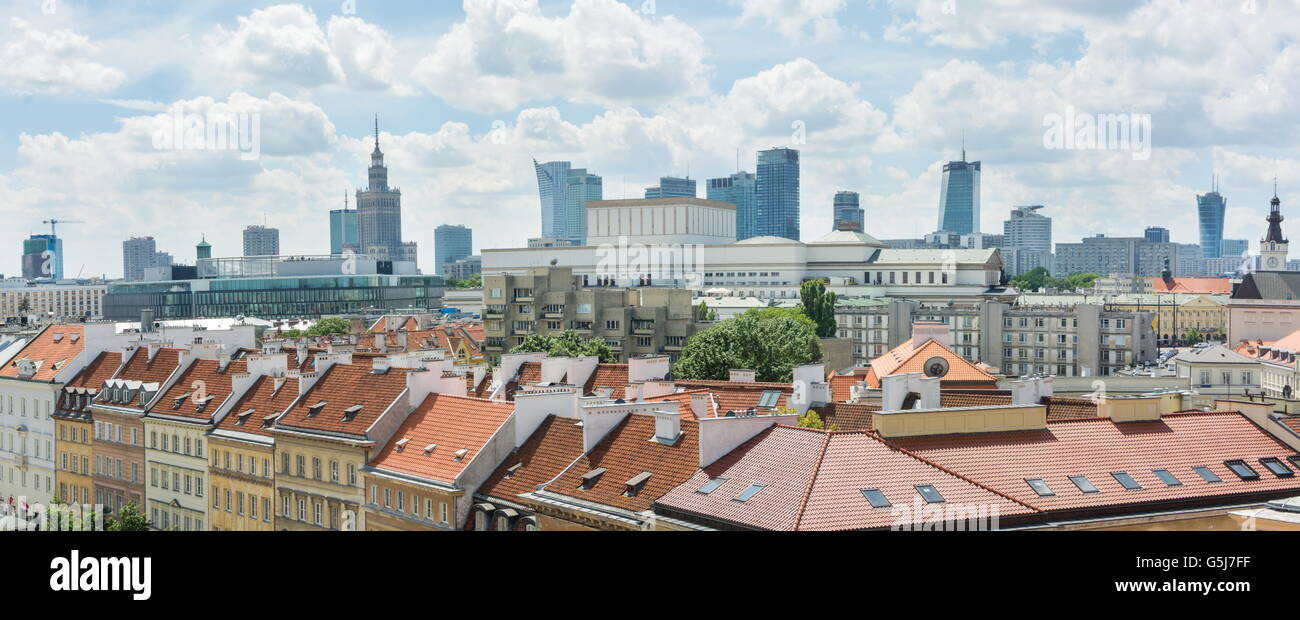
top-left (374, 114), bottom-right (380, 150)
top-left (961, 129), bottom-right (966, 162)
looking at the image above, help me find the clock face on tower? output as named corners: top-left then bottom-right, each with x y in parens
top-left (1268, 257), bottom-right (1280, 268)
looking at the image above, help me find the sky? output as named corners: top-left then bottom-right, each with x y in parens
top-left (2, 0), bottom-right (1300, 279)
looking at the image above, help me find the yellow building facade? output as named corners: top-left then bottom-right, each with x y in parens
top-left (54, 412), bottom-right (94, 506)
top-left (208, 438), bottom-right (276, 531)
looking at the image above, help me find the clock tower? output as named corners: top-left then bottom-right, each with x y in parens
top-left (1260, 188), bottom-right (1288, 271)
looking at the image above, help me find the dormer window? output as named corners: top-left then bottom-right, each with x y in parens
top-left (453, 448), bottom-right (469, 461)
top-left (260, 413), bottom-right (279, 429)
top-left (52, 333), bottom-right (64, 343)
top-left (194, 394), bottom-right (215, 413)
top-left (69, 333), bottom-right (80, 344)
top-left (623, 471), bottom-right (652, 497)
top-left (423, 443), bottom-right (438, 456)
top-left (306, 401), bottom-right (327, 417)
top-left (172, 392), bottom-right (192, 410)
top-left (234, 409), bottom-right (255, 426)
top-left (394, 438), bottom-right (410, 452)
top-left (342, 404), bottom-right (363, 422)
top-left (578, 467), bottom-right (606, 490)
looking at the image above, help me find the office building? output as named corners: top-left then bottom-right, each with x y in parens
top-left (1144, 227), bottom-right (1170, 243)
top-left (442, 255), bottom-right (481, 281)
top-left (0, 280), bottom-right (106, 320)
top-left (937, 148), bottom-right (981, 235)
top-left (434, 225), bottom-right (473, 275)
top-left (357, 119), bottom-right (414, 262)
top-left (833, 191), bottom-right (864, 233)
top-left (22, 235), bottom-right (63, 280)
top-left (242, 225), bottom-right (280, 257)
top-left (1198, 185), bottom-right (1227, 258)
top-left (534, 160), bottom-right (603, 246)
top-left (330, 207), bottom-right (358, 255)
top-left (707, 171), bottom-right (757, 241)
top-left (122, 237), bottom-right (173, 282)
top-left (644, 176), bottom-right (696, 199)
top-left (755, 147), bottom-right (801, 241)
top-left (1053, 235), bottom-right (1187, 278)
top-left (1002, 206), bottom-right (1051, 276)
top-left (1222, 238), bottom-right (1249, 258)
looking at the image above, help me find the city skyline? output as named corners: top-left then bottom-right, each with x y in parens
top-left (2, 1), bottom-right (1300, 278)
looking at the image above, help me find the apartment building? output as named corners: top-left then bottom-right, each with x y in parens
top-left (208, 371), bottom-right (300, 531)
top-left (834, 298), bottom-right (1157, 377)
top-left (482, 267), bottom-right (699, 364)
top-left (0, 281), bottom-right (106, 321)
top-left (53, 351), bottom-right (121, 506)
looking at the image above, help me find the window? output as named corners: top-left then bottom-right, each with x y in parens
top-left (915, 485), bottom-right (945, 504)
top-left (281, 452), bottom-right (290, 474)
top-left (440, 502), bottom-right (449, 525)
top-left (1192, 466), bottom-right (1222, 484)
top-left (733, 484), bottom-right (765, 502)
top-left (1224, 460), bottom-right (1260, 480)
top-left (330, 460), bottom-right (339, 483)
top-left (1111, 472), bottom-right (1142, 490)
top-left (296, 455), bottom-right (305, 477)
top-left (1259, 458), bottom-right (1294, 478)
top-left (697, 477), bottom-right (727, 494)
top-left (1025, 478), bottom-right (1055, 497)
top-left (297, 498), bottom-right (306, 521)
top-left (312, 457), bottom-right (321, 480)
top-left (384, 488), bottom-right (392, 508)
top-left (860, 489), bottom-right (891, 508)
top-left (347, 463), bottom-right (356, 486)
top-left (1152, 469), bottom-right (1182, 487)
top-left (314, 502), bottom-right (322, 526)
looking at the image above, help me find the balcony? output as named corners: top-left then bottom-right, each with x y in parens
top-left (633, 324), bottom-right (656, 336)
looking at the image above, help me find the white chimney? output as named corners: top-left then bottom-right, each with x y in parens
top-left (729, 369), bottom-right (756, 383)
top-left (690, 392), bottom-right (710, 419)
top-left (372, 356), bottom-right (391, 374)
top-left (629, 355), bottom-right (671, 383)
top-left (653, 409), bottom-right (682, 444)
top-left (911, 321), bottom-right (951, 350)
top-left (880, 372), bottom-right (940, 411)
top-left (1011, 376), bottom-right (1054, 406)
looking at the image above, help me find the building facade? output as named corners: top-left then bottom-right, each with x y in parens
top-left (122, 237), bottom-right (172, 282)
top-left (330, 208), bottom-right (358, 255)
top-left (242, 226), bottom-right (280, 257)
top-left (707, 171), bottom-right (756, 241)
top-left (832, 191), bottom-right (864, 233)
top-left (356, 121), bottom-right (413, 262)
top-left (938, 152), bottom-right (981, 235)
top-left (644, 176), bottom-right (696, 199)
top-left (1198, 187), bottom-right (1227, 258)
top-left (208, 371), bottom-right (298, 531)
top-left (434, 225), bottom-right (473, 276)
top-left (0, 281), bottom-right (106, 321)
top-left (22, 235), bottom-right (63, 280)
top-left (756, 147), bottom-right (800, 241)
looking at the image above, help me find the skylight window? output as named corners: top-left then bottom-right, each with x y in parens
top-left (1025, 478), bottom-right (1055, 497)
top-left (1192, 466), bottom-right (1222, 483)
top-left (733, 484), bottom-right (765, 502)
top-left (1259, 458), bottom-right (1294, 478)
top-left (1111, 472), bottom-right (1142, 490)
top-left (860, 488), bottom-right (891, 508)
top-left (1224, 460), bottom-right (1260, 481)
top-left (342, 404), bottom-right (363, 421)
top-left (579, 467), bottom-right (606, 490)
top-left (1289, 456), bottom-right (1300, 471)
top-left (624, 472), bottom-right (652, 497)
top-left (453, 448), bottom-right (469, 461)
top-left (1152, 469), bottom-right (1182, 487)
top-left (756, 391), bottom-right (781, 409)
top-left (697, 477), bottom-right (727, 495)
top-left (306, 401), bottom-right (327, 417)
top-left (915, 485), bottom-right (945, 504)
top-left (423, 443), bottom-right (438, 455)
top-left (1068, 475), bottom-right (1100, 494)
top-left (394, 438), bottom-right (410, 452)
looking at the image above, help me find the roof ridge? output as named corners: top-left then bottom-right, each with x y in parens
top-left (791, 429), bottom-right (832, 531)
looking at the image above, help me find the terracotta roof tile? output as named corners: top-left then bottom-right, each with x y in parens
top-left (889, 411), bottom-right (1300, 515)
top-left (940, 391), bottom-right (1013, 408)
top-left (547, 414), bottom-right (700, 512)
top-left (1, 325), bottom-right (86, 382)
top-left (65, 351), bottom-right (122, 390)
top-left (829, 370), bottom-right (868, 402)
top-left (816, 402), bottom-right (878, 431)
top-left (642, 390), bottom-right (709, 421)
top-left (478, 415), bottom-right (585, 500)
top-left (147, 358), bottom-right (249, 422)
top-left (370, 394), bottom-right (515, 485)
top-left (115, 347), bottom-right (184, 385)
top-left (673, 381), bottom-right (793, 415)
top-left (215, 375), bottom-right (301, 437)
top-left (1148, 277), bottom-right (1232, 294)
top-left (275, 363), bottom-right (410, 437)
top-left (1043, 396), bottom-right (1101, 420)
top-left (583, 364), bottom-right (629, 398)
top-left (865, 339), bottom-right (997, 388)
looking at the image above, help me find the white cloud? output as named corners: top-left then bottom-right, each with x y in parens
top-left (0, 18), bottom-right (125, 95)
top-left (411, 0), bottom-right (711, 112)
top-left (733, 0), bottom-right (847, 43)
top-left (326, 15), bottom-right (409, 94)
top-left (884, 0), bottom-right (1135, 49)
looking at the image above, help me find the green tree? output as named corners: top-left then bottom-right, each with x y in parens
top-left (17, 296), bottom-right (30, 314)
top-left (672, 312), bottom-right (822, 382)
top-left (452, 273), bottom-right (482, 289)
top-left (1009, 267), bottom-right (1050, 292)
top-left (696, 301), bottom-right (717, 321)
top-left (799, 279), bottom-right (838, 338)
top-left (797, 409), bottom-right (825, 429)
top-left (278, 329), bottom-right (305, 339)
top-left (105, 501), bottom-right (152, 532)
top-left (46, 497), bottom-right (103, 531)
top-left (307, 317), bottom-right (351, 337)
top-left (509, 330), bottom-right (617, 363)
top-left (1184, 328), bottom-right (1203, 346)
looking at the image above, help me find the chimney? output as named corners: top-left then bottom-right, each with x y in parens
top-left (217, 353), bottom-right (232, 372)
top-left (1011, 376), bottom-right (1054, 405)
top-left (911, 321), bottom-right (950, 349)
top-left (372, 356), bottom-right (391, 374)
top-left (729, 369), bottom-right (756, 383)
top-left (629, 355), bottom-right (670, 383)
top-left (880, 372), bottom-right (939, 411)
top-left (141, 309), bottom-right (156, 333)
top-left (653, 409), bottom-right (682, 444)
top-left (690, 392), bottom-right (710, 419)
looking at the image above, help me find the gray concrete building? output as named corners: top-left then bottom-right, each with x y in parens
top-left (242, 225), bottom-right (280, 257)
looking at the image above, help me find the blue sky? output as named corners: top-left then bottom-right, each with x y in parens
top-left (2, 0), bottom-right (1299, 278)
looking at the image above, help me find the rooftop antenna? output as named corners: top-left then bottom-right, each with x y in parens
top-left (961, 129), bottom-right (966, 161)
top-left (374, 114), bottom-right (380, 150)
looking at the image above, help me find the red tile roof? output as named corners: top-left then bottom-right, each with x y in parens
top-left (478, 415), bottom-right (585, 500)
top-left (828, 369), bottom-right (869, 402)
top-left (1043, 396), bottom-right (1101, 420)
top-left (1, 325), bottom-right (85, 382)
top-left (583, 364), bottom-right (629, 398)
top-left (940, 391), bottom-right (1013, 408)
top-left (815, 402), bottom-right (878, 431)
top-left (642, 390), bottom-right (710, 421)
top-left (216, 375), bottom-right (301, 437)
top-left (674, 380), bottom-right (792, 415)
top-left (275, 363), bottom-right (411, 437)
top-left (1148, 277), bottom-right (1232, 294)
top-left (545, 414), bottom-right (700, 512)
top-left (865, 339), bottom-right (998, 388)
top-left (370, 394), bottom-right (515, 485)
top-left (889, 411), bottom-right (1300, 515)
top-left (115, 347), bottom-right (184, 385)
top-left (147, 358), bottom-right (249, 422)
top-left (65, 351), bottom-right (122, 390)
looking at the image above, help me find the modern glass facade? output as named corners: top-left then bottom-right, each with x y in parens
top-left (434, 224), bottom-right (473, 275)
top-left (1197, 191), bottom-right (1226, 258)
top-left (1221, 238), bottom-right (1248, 257)
top-left (1144, 226), bottom-right (1170, 243)
top-left (832, 191), bottom-right (864, 232)
top-left (756, 148), bottom-right (800, 241)
top-left (645, 176), bottom-right (697, 199)
top-left (329, 208), bottom-right (358, 255)
top-left (103, 274), bottom-right (447, 320)
top-left (707, 171), bottom-right (756, 241)
top-left (534, 160), bottom-right (602, 246)
top-left (566, 169), bottom-right (602, 246)
top-left (938, 159), bottom-right (981, 235)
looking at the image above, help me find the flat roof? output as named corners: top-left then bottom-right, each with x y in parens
top-left (587, 197), bottom-right (736, 210)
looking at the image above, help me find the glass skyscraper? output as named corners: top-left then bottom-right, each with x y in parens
top-left (937, 152), bottom-right (981, 235)
top-left (756, 148), bottom-right (800, 241)
top-left (1144, 226), bottom-right (1170, 243)
top-left (434, 224), bottom-right (473, 275)
top-left (832, 191), bottom-right (864, 232)
top-left (330, 208), bottom-right (358, 255)
top-left (707, 171), bottom-right (756, 241)
top-left (645, 176), bottom-right (697, 199)
top-left (534, 160), bottom-right (602, 246)
top-left (1197, 189), bottom-right (1227, 258)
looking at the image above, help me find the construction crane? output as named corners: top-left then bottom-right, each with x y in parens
top-left (41, 219), bottom-right (85, 237)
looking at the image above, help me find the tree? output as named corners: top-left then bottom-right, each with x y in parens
top-left (1184, 328), bottom-right (1203, 346)
top-left (696, 301), bottom-right (717, 321)
top-left (796, 409), bottom-right (825, 429)
top-left (279, 329), bottom-right (306, 339)
top-left (105, 501), bottom-right (152, 532)
top-left (46, 497), bottom-right (102, 531)
top-left (799, 279), bottom-right (838, 338)
top-left (509, 330), bottom-right (617, 362)
top-left (307, 317), bottom-right (351, 337)
top-left (451, 273), bottom-right (482, 289)
top-left (17, 296), bottom-right (30, 314)
top-left (1009, 267), bottom-right (1050, 292)
top-left (1009, 268), bottom-right (1100, 293)
top-left (672, 312), bottom-right (822, 382)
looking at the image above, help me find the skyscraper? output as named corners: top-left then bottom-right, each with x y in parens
top-left (1197, 181), bottom-right (1227, 258)
top-left (707, 171), bottom-right (756, 241)
top-left (832, 191), bottom-right (864, 232)
top-left (1002, 206), bottom-right (1052, 277)
top-left (1144, 227), bottom-right (1170, 243)
top-left (756, 147), bottom-right (800, 241)
top-left (330, 191), bottom-right (358, 255)
top-left (434, 224), bottom-right (473, 275)
top-left (534, 160), bottom-right (602, 246)
top-left (937, 148), bottom-right (981, 235)
top-left (21, 234), bottom-right (62, 280)
top-left (122, 237), bottom-right (171, 281)
top-left (1221, 238), bottom-right (1248, 257)
top-left (357, 118), bottom-right (411, 261)
top-left (645, 176), bottom-right (697, 199)
top-left (242, 225), bottom-right (280, 256)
